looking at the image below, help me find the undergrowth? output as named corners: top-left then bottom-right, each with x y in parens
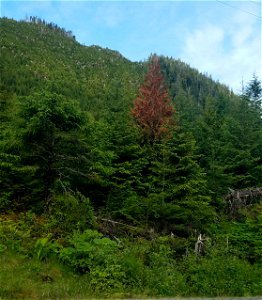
top-left (0, 212), bottom-right (261, 299)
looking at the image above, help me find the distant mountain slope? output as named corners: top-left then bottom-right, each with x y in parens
top-left (1, 17), bottom-right (234, 117)
top-left (0, 17), bottom-right (144, 116)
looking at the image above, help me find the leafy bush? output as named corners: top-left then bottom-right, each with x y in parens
top-left (180, 250), bottom-right (262, 297)
top-left (47, 192), bottom-right (95, 235)
top-left (60, 229), bottom-right (118, 271)
top-left (60, 229), bottom-right (126, 293)
top-left (118, 237), bottom-right (185, 296)
top-left (228, 203), bottom-right (262, 262)
top-left (34, 235), bottom-right (61, 261)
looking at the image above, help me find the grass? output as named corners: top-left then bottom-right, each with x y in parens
top-left (1, 250), bottom-right (261, 299)
top-left (0, 252), bottom-right (94, 299)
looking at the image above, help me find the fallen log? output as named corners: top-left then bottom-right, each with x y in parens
top-left (224, 187), bottom-right (262, 214)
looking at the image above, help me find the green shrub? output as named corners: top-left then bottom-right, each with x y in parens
top-left (89, 262), bottom-right (126, 295)
top-left (180, 251), bottom-right (262, 297)
top-left (60, 229), bottom-right (118, 271)
top-left (34, 235), bottom-right (61, 261)
top-left (47, 192), bottom-right (95, 235)
top-left (0, 214), bottom-right (32, 253)
top-left (60, 229), bottom-right (127, 294)
top-left (119, 239), bottom-right (150, 292)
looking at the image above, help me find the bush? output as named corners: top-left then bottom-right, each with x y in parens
top-left (60, 229), bottom-right (118, 271)
top-left (0, 213), bottom-right (33, 254)
top-left (180, 251), bottom-right (262, 297)
top-left (47, 192), bottom-right (95, 235)
top-left (34, 235), bottom-right (61, 261)
top-left (60, 229), bottom-right (126, 294)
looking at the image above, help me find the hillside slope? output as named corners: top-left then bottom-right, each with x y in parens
top-left (1, 17), bottom-right (144, 116)
top-left (1, 18), bottom-right (233, 116)
top-left (0, 17), bottom-right (262, 299)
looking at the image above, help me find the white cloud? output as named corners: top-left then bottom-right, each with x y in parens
top-left (179, 3), bottom-right (261, 93)
top-left (183, 25), bottom-right (225, 64)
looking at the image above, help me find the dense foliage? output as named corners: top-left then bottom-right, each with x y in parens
top-left (0, 17), bottom-right (262, 298)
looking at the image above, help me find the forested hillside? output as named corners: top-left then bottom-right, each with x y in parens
top-left (0, 17), bottom-right (262, 299)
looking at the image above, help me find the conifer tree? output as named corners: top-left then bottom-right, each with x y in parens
top-left (244, 75), bottom-right (262, 109)
top-left (131, 56), bottom-right (175, 142)
top-left (15, 92), bottom-right (86, 210)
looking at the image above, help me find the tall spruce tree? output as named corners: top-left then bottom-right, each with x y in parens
top-left (244, 75), bottom-right (262, 109)
top-left (0, 92), bottom-right (35, 210)
top-left (127, 57), bottom-right (214, 234)
top-left (15, 92), bottom-right (86, 210)
top-left (131, 56), bottom-right (175, 143)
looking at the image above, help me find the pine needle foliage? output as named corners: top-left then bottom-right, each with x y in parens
top-left (131, 56), bottom-right (175, 143)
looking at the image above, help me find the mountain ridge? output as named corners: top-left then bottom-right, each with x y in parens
top-left (1, 17), bottom-right (231, 105)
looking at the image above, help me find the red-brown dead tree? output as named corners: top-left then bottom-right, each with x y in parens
top-left (131, 56), bottom-right (175, 143)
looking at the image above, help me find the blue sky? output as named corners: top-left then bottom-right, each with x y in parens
top-left (1, 0), bottom-right (261, 93)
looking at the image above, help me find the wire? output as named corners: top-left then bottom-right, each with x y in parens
top-left (249, 0), bottom-right (261, 7)
top-left (216, 0), bottom-right (261, 19)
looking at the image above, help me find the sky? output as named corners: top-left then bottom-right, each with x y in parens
top-left (1, 0), bottom-right (261, 93)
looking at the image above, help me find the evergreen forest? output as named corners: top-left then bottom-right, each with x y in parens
top-left (0, 17), bottom-right (262, 299)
